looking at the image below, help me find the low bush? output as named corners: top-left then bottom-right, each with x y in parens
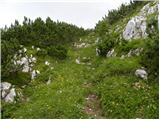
top-left (97, 32), bottom-right (119, 56)
top-left (47, 45), bottom-right (68, 60)
top-left (140, 13), bottom-right (159, 80)
top-left (117, 39), bottom-right (145, 55)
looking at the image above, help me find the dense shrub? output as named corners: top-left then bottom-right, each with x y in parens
top-left (117, 39), bottom-right (145, 55)
top-left (47, 45), bottom-right (68, 60)
top-left (97, 32), bottom-right (119, 56)
top-left (141, 13), bottom-right (159, 79)
top-left (1, 17), bottom-right (88, 47)
top-left (1, 38), bottom-right (21, 79)
top-left (1, 17), bottom-right (88, 79)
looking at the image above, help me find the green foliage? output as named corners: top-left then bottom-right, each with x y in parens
top-left (5, 72), bottom-right (31, 87)
top-left (97, 32), bottom-right (119, 56)
top-left (117, 39), bottom-right (145, 55)
top-left (1, 16), bottom-right (87, 47)
top-left (47, 45), bottom-right (68, 60)
top-left (107, 1), bottom-right (146, 25)
top-left (1, 38), bottom-right (21, 79)
top-left (141, 13), bottom-right (159, 79)
top-left (97, 76), bottom-right (158, 118)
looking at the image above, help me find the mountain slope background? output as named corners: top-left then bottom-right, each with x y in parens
top-left (1, 1), bottom-right (159, 119)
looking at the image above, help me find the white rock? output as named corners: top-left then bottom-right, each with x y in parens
top-left (31, 70), bottom-right (40, 80)
top-left (95, 38), bottom-right (99, 44)
top-left (31, 70), bottom-right (37, 80)
top-left (123, 16), bottom-right (147, 40)
top-left (1, 90), bottom-right (7, 98)
top-left (22, 65), bottom-right (30, 72)
top-left (37, 47), bottom-right (40, 51)
top-left (23, 48), bottom-right (27, 52)
top-left (135, 69), bottom-right (148, 80)
top-left (96, 48), bottom-right (100, 56)
top-left (46, 77), bottom-right (51, 85)
top-left (75, 58), bottom-right (81, 64)
top-left (31, 57), bottom-right (36, 63)
top-left (20, 45), bottom-right (23, 48)
top-left (18, 49), bottom-right (23, 54)
top-left (107, 49), bottom-right (114, 57)
top-left (120, 55), bottom-right (125, 59)
top-left (13, 60), bottom-right (17, 65)
top-left (36, 70), bottom-right (40, 74)
top-left (32, 46), bottom-right (34, 49)
top-left (123, 3), bottom-right (158, 41)
top-left (21, 57), bottom-right (28, 65)
top-left (4, 88), bottom-right (16, 103)
top-left (45, 61), bottom-right (50, 66)
top-left (1, 82), bottom-right (12, 90)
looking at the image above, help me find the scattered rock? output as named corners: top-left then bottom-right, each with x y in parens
top-left (95, 38), bottom-right (99, 44)
top-left (31, 70), bottom-right (40, 80)
top-left (20, 45), bottom-right (23, 48)
top-left (120, 55), bottom-right (125, 59)
top-left (32, 46), bottom-right (34, 49)
top-left (75, 58), bottom-right (80, 64)
top-left (45, 61), bottom-right (50, 66)
top-left (23, 47), bottom-right (27, 53)
top-left (46, 77), bottom-right (51, 85)
top-left (106, 49), bottom-right (115, 57)
top-left (96, 48), bottom-right (100, 56)
top-left (37, 47), bottom-right (41, 51)
top-left (127, 48), bottom-right (143, 57)
top-left (74, 42), bottom-right (90, 48)
top-left (135, 68), bottom-right (148, 80)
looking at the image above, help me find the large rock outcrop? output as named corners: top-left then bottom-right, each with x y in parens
top-left (123, 2), bottom-right (158, 40)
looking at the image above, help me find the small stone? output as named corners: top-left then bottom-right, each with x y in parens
top-left (135, 69), bottom-right (148, 80)
top-left (45, 61), bottom-right (50, 66)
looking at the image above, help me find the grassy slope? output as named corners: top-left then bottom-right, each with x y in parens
top-left (2, 41), bottom-right (158, 119)
top-left (2, 2), bottom-right (159, 119)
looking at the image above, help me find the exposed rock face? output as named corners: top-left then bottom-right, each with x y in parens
top-left (135, 69), bottom-right (148, 80)
top-left (123, 16), bottom-right (147, 40)
top-left (123, 3), bottom-right (158, 40)
top-left (1, 82), bottom-right (16, 103)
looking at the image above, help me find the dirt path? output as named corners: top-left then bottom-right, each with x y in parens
top-left (82, 82), bottom-right (104, 119)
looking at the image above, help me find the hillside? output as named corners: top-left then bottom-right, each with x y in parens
top-left (1, 1), bottom-right (159, 119)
